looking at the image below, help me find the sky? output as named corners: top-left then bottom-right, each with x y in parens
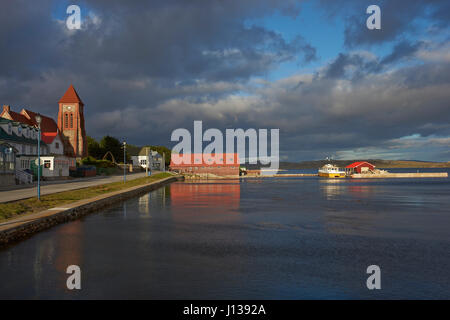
top-left (1, 0), bottom-right (449, 162)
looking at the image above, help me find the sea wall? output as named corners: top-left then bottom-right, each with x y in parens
top-left (351, 172), bottom-right (448, 178)
top-left (0, 175), bottom-right (184, 246)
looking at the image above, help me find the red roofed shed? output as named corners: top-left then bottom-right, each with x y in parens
top-left (345, 161), bottom-right (375, 174)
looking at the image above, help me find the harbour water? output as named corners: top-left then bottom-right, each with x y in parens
top-left (1, 169), bottom-right (449, 299)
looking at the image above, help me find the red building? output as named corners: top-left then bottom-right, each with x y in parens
top-left (170, 153), bottom-right (240, 176)
top-left (57, 85), bottom-right (87, 158)
top-left (345, 161), bottom-right (375, 174)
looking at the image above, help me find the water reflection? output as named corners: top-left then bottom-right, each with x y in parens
top-left (170, 180), bottom-right (241, 223)
top-left (1, 176), bottom-right (449, 299)
top-left (320, 179), bottom-right (376, 200)
top-left (138, 187), bottom-right (167, 216)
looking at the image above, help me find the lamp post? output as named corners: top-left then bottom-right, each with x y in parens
top-left (123, 140), bottom-right (126, 183)
top-left (35, 114), bottom-right (42, 200)
top-left (146, 146), bottom-right (149, 176)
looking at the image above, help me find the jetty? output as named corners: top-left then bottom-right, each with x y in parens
top-left (351, 172), bottom-right (448, 179)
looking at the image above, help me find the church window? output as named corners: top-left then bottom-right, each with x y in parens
top-left (64, 113), bottom-right (68, 128)
top-left (70, 113), bottom-right (73, 128)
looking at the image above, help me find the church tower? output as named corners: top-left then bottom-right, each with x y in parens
top-left (57, 85), bottom-right (87, 158)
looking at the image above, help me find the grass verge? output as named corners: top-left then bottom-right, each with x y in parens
top-left (0, 172), bottom-right (173, 222)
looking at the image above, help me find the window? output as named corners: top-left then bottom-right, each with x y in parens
top-left (70, 113), bottom-right (73, 128)
top-left (44, 160), bottom-right (51, 169)
top-left (64, 113), bottom-right (68, 128)
top-left (55, 142), bottom-right (59, 149)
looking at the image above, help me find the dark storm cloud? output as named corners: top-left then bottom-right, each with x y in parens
top-left (0, 0), bottom-right (449, 161)
top-left (319, 0), bottom-right (450, 47)
top-left (380, 40), bottom-right (424, 65)
top-left (0, 0), bottom-right (313, 115)
top-left (323, 52), bottom-right (381, 79)
top-left (321, 40), bottom-right (424, 80)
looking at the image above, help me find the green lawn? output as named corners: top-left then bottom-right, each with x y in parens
top-left (0, 172), bottom-right (173, 221)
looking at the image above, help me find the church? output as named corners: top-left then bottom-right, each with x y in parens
top-left (57, 84), bottom-right (88, 159)
top-left (0, 85), bottom-right (87, 185)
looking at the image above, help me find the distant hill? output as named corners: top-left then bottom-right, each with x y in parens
top-left (278, 160), bottom-right (450, 169)
top-left (271, 160), bottom-right (450, 169)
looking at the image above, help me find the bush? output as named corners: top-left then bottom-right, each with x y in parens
top-left (81, 157), bottom-right (115, 169)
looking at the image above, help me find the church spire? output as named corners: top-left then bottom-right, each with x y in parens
top-left (59, 84), bottom-right (84, 105)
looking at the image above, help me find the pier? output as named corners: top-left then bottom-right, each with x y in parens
top-left (351, 172), bottom-right (448, 178)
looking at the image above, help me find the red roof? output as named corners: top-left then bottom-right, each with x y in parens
top-left (41, 132), bottom-right (59, 144)
top-left (1, 109), bottom-right (34, 126)
top-left (1, 107), bottom-right (60, 144)
top-left (59, 84), bottom-right (84, 104)
top-left (21, 109), bottom-right (60, 143)
top-left (171, 153), bottom-right (240, 167)
top-left (345, 161), bottom-right (375, 168)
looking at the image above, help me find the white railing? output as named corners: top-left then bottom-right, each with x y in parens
top-left (15, 170), bottom-right (33, 184)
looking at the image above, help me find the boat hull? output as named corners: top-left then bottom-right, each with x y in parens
top-left (318, 172), bottom-right (346, 178)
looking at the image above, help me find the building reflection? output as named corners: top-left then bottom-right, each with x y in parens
top-left (169, 180), bottom-right (241, 223)
top-left (27, 220), bottom-right (84, 296)
top-left (54, 221), bottom-right (83, 290)
top-left (138, 187), bottom-right (167, 215)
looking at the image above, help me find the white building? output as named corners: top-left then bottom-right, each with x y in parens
top-left (131, 149), bottom-right (165, 171)
top-left (0, 106), bottom-right (74, 184)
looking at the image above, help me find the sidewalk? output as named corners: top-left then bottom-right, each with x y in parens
top-left (0, 175), bottom-right (181, 246)
top-left (0, 172), bottom-right (157, 203)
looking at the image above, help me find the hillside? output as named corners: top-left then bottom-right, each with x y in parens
top-left (276, 160), bottom-right (450, 169)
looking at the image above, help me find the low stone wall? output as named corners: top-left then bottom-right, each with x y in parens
top-left (351, 172), bottom-right (448, 178)
top-left (0, 175), bottom-right (184, 246)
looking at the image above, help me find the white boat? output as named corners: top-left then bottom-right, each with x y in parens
top-left (318, 164), bottom-right (346, 178)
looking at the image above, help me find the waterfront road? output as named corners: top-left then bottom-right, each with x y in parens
top-left (0, 172), bottom-right (153, 203)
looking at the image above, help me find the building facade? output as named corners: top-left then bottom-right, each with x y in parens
top-left (57, 85), bottom-right (87, 159)
top-left (0, 85), bottom-right (84, 184)
top-left (131, 148), bottom-right (165, 171)
top-left (345, 161), bottom-right (376, 174)
top-left (170, 153), bottom-right (240, 177)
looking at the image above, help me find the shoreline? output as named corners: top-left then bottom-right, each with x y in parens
top-left (0, 175), bottom-right (184, 247)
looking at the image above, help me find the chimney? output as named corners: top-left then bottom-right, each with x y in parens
top-left (2, 105), bottom-right (10, 113)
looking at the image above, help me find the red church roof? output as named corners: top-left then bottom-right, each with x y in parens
top-left (59, 84), bottom-right (84, 104)
top-left (346, 161), bottom-right (375, 168)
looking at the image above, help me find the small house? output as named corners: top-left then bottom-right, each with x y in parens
top-left (345, 161), bottom-right (375, 174)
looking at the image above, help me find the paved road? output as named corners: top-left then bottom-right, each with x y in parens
top-left (0, 172), bottom-right (151, 203)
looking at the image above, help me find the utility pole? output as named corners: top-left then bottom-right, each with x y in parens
top-left (146, 147), bottom-right (149, 176)
top-left (36, 114), bottom-right (42, 200)
top-left (123, 140), bottom-right (126, 183)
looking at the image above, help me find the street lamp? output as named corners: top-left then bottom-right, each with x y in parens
top-left (123, 140), bottom-right (126, 183)
top-left (35, 114), bottom-right (42, 200)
